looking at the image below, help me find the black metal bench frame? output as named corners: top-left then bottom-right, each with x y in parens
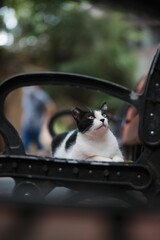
top-left (0, 48), bottom-right (160, 207)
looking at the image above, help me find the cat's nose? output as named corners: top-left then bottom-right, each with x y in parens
top-left (100, 118), bottom-right (105, 123)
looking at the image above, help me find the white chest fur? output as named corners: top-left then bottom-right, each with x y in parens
top-left (75, 130), bottom-right (121, 157)
top-left (62, 129), bottom-right (123, 162)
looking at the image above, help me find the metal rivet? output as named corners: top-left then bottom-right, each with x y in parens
top-left (155, 83), bottom-right (159, 87)
top-left (58, 168), bottom-right (62, 172)
top-left (117, 171), bottom-right (121, 176)
top-left (0, 163), bottom-right (3, 168)
top-left (137, 174), bottom-right (141, 179)
top-left (150, 113), bottom-right (154, 117)
top-left (89, 170), bottom-right (92, 174)
top-left (104, 169), bottom-right (109, 177)
top-left (24, 192), bottom-right (30, 198)
top-left (28, 165), bottom-right (32, 169)
top-left (151, 131), bottom-right (155, 135)
top-left (73, 167), bottom-right (79, 175)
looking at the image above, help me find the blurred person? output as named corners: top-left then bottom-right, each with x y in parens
top-left (0, 205), bottom-right (21, 240)
top-left (25, 210), bottom-right (109, 240)
top-left (21, 86), bottom-right (56, 154)
top-left (122, 76), bottom-right (146, 146)
top-left (125, 214), bottom-right (160, 240)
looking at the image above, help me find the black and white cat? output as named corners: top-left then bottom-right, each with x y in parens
top-left (52, 102), bottom-right (124, 162)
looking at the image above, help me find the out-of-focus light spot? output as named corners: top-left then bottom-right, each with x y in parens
top-left (26, 36), bottom-right (38, 46)
top-left (18, 36), bottom-right (38, 48)
top-left (0, 31), bottom-right (14, 46)
top-left (90, 8), bottom-right (105, 17)
top-left (63, 2), bottom-right (92, 11)
top-left (0, 7), bottom-right (17, 30)
top-left (0, 32), bottom-right (8, 46)
top-left (81, 2), bottom-right (92, 10)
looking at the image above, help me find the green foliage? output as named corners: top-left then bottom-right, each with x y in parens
top-left (0, 0), bottom-right (143, 111)
top-left (59, 12), bottom-right (138, 88)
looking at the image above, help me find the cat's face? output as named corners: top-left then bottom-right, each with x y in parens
top-left (72, 102), bottom-right (109, 135)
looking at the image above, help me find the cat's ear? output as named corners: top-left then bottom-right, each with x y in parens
top-left (71, 108), bottom-right (82, 122)
top-left (100, 102), bottom-right (108, 111)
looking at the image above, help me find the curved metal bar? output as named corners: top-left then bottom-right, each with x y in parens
top-left (0, 72), bottom-right (138, 110)
top-left (0, 115), bottom-right (25, 155)
top-left (48, 110), bottom-right (71, 137)
top-left (0, 72), bottom-right (138, 154)
top-left (138, 48), bottom-right (160, 146)
top-left (0, 155), bottom-right (153, 192)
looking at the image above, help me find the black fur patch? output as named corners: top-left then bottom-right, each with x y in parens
top-left (65, 130), bottom-right (78, 150)
top-left (77, 112), bottom-right (95, 133)
top-left (52, 132), bottom-right (68, 155)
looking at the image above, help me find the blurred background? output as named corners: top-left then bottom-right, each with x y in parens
top-left (0, 0), bottom-right (160, 154)
top-left (1, 2), bottom-right (160, 240)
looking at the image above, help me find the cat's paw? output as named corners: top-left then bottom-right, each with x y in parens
top-left (112, 156), bottom-right (124, 162)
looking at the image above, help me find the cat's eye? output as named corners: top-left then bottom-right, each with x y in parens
top-left (88, 116), bottom-right (94, 120)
